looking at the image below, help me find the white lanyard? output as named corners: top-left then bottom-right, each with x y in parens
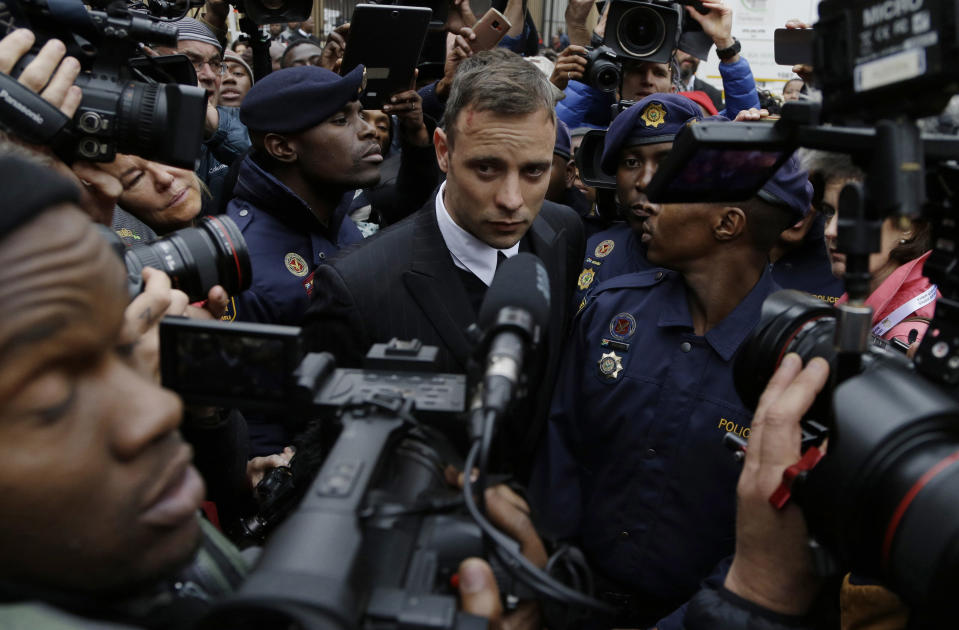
top-left (872, 284), bottom-right (938, 337)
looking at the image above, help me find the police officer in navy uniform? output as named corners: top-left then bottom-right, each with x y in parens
top-left (224, 65), bottom-right (373, 325)
top-left (530, 99), bottom-right (815, 628)
top-left (770, 209), bottom-right (845, 304)
top-left (571, 94), bottom-right (704, 309)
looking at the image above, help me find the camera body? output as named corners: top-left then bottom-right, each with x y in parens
top-left (582, 45), bottom-right (621, 93)
top-left (0, 0), bottom-right (206, 167)
top-left (603, 0), bottom-right (685, 65)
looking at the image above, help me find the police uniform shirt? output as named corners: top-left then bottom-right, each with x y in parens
top-left (225, 155), bottom-right (364, 324)
top-left (572, 222), bottom-right (655, 310)
top-left (531, 266), bottom-right (779, 623)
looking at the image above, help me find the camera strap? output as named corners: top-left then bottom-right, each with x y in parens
top-left (871, 283), bottom-right (938, 338)
top-left (768, 445), bottom-right (825, 510)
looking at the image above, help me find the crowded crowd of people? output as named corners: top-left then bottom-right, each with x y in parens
top-left (0, 0), bottom-right (948, 628)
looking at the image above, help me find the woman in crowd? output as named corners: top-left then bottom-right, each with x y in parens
top-left (102, 155), bottom-right (206, 236)
top-left (804, 150), bottom-right (937, 348)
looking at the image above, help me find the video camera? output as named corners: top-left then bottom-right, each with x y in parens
top-left (627, 0), bottom-right (959, 621)
top-left (158, 254), bottom-right (616, 629)
top-left (578, 0), bottom-right (712, 94)
top-left (0, 0), bottom-right (207, 168)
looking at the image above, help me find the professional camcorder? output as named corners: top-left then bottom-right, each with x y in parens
top-left (100, 215), bottom-right (252, 302)
top-left (633, 0), bottom-right (959, 623)
top-left (732, 289), bottom-right (959, 624)
top-left (578, 0), bottom-right (712, 94)
top-left (159, 254), bottom-right (616, 629)
top-left (0, 0), bottom-right (207, 167)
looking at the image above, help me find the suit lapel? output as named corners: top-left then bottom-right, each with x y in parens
top-left (403, 203), bottom-right (477, 369)
top-left (528, 212), bottom-right (566, 346)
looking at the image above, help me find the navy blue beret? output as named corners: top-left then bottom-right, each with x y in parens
top-left (759, 154), bottom-right (813, 220)
top-left (554, 119), bottom-right (571, 160)
top-left (601, 93), bottom-right (702, 173)
top-left (240, 65), bottom-right (365, 133)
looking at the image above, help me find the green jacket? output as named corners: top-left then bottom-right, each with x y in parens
top-left (0, 518), bottom-right (249, 630)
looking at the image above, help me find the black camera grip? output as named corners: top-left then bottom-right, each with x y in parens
top-left (0, 71), bottom-right (71, 145)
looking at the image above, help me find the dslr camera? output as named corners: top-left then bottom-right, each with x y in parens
top-left (579, 0), bottom-right (709, 94)
top-left (100, 215), bottom-right (252, 303)
top-left (604, 0), bottom-right (687, 64)
top-left (0, 0), bottom-right (206, 168)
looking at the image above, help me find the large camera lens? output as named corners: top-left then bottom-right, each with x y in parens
top-left (734, 290), bottom-right (837, 412)
top-left (734, 292), bottom-right (959, 615)
top-left (124, 215), bottom-right (252, 301)
top-left (116, 82), bottom-right (207, 169)
top-left (587, 60), bottom-right (621, 93)
top-left (800, 368), bottom-right (959, 616)
top-left (734, 290), bottom-right (913, 418)
top-left (584, 46), bottom-right (622, 94)
top-left (616, 6), bottom-right (666, 58)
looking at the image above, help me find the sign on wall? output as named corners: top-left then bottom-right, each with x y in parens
top-left (698, 0), bottom-right (819, 91)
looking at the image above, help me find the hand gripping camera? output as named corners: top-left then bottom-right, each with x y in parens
top-left (0, 0), bottom-right (206, 168)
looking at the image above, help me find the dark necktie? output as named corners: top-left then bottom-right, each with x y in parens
top-left (496, 251), bottom-right (508, 270)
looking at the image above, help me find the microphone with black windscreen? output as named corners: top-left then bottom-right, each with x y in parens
top-left (474, 252), bottom-right (552, 424)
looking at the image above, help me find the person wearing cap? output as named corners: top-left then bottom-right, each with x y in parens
top-left (0, 154), bottom-right (250, 629)
top-left (546, 120), bottom-right (607, 238)
top-left (546, 118), bottom-right (574, 204)
top-left (571, 94), bottom-right (700, 308)
top-left (280, 37), bottom-right (325, 68)
top-left (224, 64), bottom-right (372, 331)
top-left (155, 17), bottom-right (251, 213)
top-left (217, 52), bottom-right (254, 108)
top-left (530, 110), bottom-right (814, 628)
top-left (768, 186), bottom-right (845, 306)
top-left (0, 152), bottom-right (537, 629)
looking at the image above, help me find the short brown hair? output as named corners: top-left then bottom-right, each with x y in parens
top-left (889, 218), bottom-right (931, 265)
top-left (442, 50), bottom-right (556, 147)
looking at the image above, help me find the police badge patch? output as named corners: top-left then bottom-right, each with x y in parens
top-left (608, 312), bottom-right (637, 341)
top-left (594, 240), bottom-right (615, 258)
top-left (284, 252), bottom-right (309, 277)
top-left (577, 268), bottom-right (596, 290)
top-left (598, 351), bottom-right (624, 380)
top-left (641, 102), bottom-right (667, 128)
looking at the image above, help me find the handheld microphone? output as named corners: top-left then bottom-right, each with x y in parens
top-left (474, 252), bottom-right (552, 421)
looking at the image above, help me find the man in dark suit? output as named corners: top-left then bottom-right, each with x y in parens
top-left (304, 51), bottom-right (584, 477)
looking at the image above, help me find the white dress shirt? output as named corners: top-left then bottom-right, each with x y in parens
top-left (435, 181), bottom-right (519, 287)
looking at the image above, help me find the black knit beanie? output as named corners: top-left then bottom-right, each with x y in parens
top-left (0, 155), bottom-right (80, 241)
